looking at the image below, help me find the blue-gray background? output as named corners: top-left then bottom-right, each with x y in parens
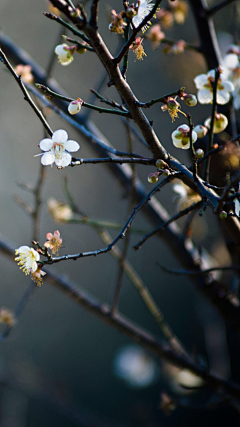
top-left (0, 1), bottom-right (239, 426)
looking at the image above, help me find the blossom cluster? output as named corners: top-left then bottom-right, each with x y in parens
top-left (15, 231), bottom-right (63, 286)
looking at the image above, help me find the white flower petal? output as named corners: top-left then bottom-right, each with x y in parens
top-left (234, 199), bottom-right (240, 217)
top-left (216, 90), bottom-right (230, 105)
top-left (221, 80), bottom-right (235, 92)
top-left (224, 53), bottom-right (239, 69)
top-left (64, 140), bottom-right (80, 152)
top-left (173, 184), bottom-right (187, 197)
top-left (194, 74), bottom-right (209, 89)
top-left (41, 152), bottom-right (55, 166)
top-left (177, 124), bottom-right (189, 132)
top-left (172, 136), bottom-right (190, 149)
top-left (60, 57), bottom-right (73, 66)
top-left (39, 138), bottom-right (53, 151)
top-left (191, 131), bottom-right (198, 143)
top-left (31, 261), bottom-right (38, 273)
top-left (197, 89), bottom-right (213, 104)
top-left (17, 245), bottom-right (31, 253)
top-left (207, 69), bottom-right (216, 79)
top-left (52, 129), bottom-right (68, 144)
top-left (55, 152), bottom-right (72, 167)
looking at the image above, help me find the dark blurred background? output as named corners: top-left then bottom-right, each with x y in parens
top-left (0, 0), bottom-right (239, 426)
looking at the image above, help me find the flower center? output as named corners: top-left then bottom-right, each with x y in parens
top-left (52, 143), bottom-right (65, 159)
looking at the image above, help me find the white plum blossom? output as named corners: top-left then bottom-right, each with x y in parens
top-left (15, 246), bottom-right (40, 275)
top-left (132, 0), bottom-right (155, 30)
top-left (194, 69), bottom-right (234, 105)
top-left (193, 125), bottom-right (208, 138)
top-left (55, 44), bottom-right (74, 66)
top-left (171, 124), bottom-right (197, 149)
top-left (114, 345), bottom-right (159, 388)
top-left (222, 53), bottom-right (240, 85)
top-left (204, 113), bottom-right (228, 134)
top-left (233, 86), bottom-right (240, 110)
top-left (36, 129), bottom-right (80, 167)
top-left (234, 198), bottom-right (240, 217)
top-left (68, 99), bottom-right (83, 115)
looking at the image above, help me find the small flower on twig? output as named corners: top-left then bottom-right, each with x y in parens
top-left (109, 10), bottom-right (127, 34)
top-left (35, 129), bottom-right (80, 168)
top-left (164, 40), bottom-right (186, 55)
top-left (204, 113), bottom-right (228, 134)
top-left (55, 44), bottom-right (75, 66)
top-left (31, 268), bottom-right (46, 287)
top-left (181, 93), bottom-right (197, 107)
top-left (0, 308), bottom-right (15, 327)
top-left (193, 125), bottom-right (208, 138)
top-left (15, 246), bottom-right (40, 275)
top-left (168, 0), bottom-right (189, 25)
top-left (194, 69), bottom-right (234, 105)
top-left (48, 198), bottom-right (73, 222)
top-left (129, 37), bottom-right (147, 60)
top-left (171, 124), bottom-right (197, 149)
top-left (132, 0), bottom-right (155, 32)
top-left (161, 97), bottom-right (186, 122)
top-left (44, 230), bottom-right (62, 255)
top-left (148, 172), bottom-right (159, 183)
top-left (14, 64), bottom-right (34, 84)
top-left (146, 24), bottom-right (165, 49)
top-left (68, 98), bottom-right (83, 115)
top-left (156, 9), bottom-right (174, 28)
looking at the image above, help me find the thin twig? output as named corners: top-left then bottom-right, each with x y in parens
top-left (42, 175), bottom-right (177, 266)
top-left (70, 157), bottom-right (154, 166)
top-left (0, 48), bottom-right (53, 136)
top-left (0, 282), bottom-right (37, 343)
top-left (43, 13), bottom-right (90, 43)
top-left (137, 88), bottom-right (184, 108)
top-left (36, 84), bottom-right (131, 117)
top-left (157, 263), bottom-right (240, 276)
top-left (134, 201), bottom-right (203, 251)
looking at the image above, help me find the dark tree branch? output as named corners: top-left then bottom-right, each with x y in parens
top-left (134, 201), bottom-right (203, 251)
top-left (71, 157), bottom-right (155, 166)
top-left (89, 0), bottom-right (100, 27)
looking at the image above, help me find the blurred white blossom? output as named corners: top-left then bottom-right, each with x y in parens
top-left (114, 345), bottom-right (159, 387)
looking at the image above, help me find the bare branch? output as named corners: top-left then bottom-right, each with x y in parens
top-left (134, 201), bottom-right (203, 251)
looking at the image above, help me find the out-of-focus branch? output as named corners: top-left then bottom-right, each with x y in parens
top-left (1, 236), bottom-right (240, 400)
top-left (207, 0), bottom-right (237, 17)
top-left (157, 263), bottom-right (240, 276)
top-left (134, 201), bottom-right (203, 250)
